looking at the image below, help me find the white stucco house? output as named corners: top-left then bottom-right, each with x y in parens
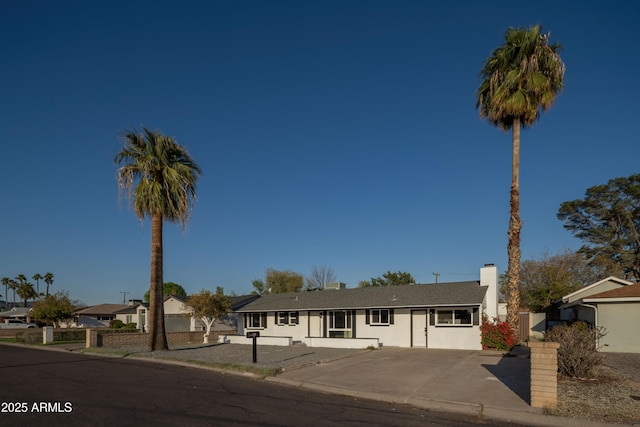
top-left (559, 277), bottom-right (640, 353)
top-left (113, 295), bottom-right (196, 332)
top-left (230, 264), bottom-right (499, 350)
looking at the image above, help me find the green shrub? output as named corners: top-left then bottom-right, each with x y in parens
top-left (545, 321), bottom-right (606, 378)
top-left (123, 322), bottom-right (138, 330)
top-left (109, 320), bottom-right (125, 329)
top-left (15, 331), bottom-right (40, 344)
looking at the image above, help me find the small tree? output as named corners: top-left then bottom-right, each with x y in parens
top-left (31, 291), bottom-right (77, 327)
top-left (186, 289), bottom-right (231, 344)
top-left (252, 269), bottom-right (304, 295)
top-left (359, 271), bottom-right (416, 287)
top-left (305, 265), bottom-right (337, 291)
top-left (144, 282), bottom-right (187, 302)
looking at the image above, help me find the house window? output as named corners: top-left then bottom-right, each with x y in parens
top-left (366, 309), bottom-right (394, 326)
top-left (436, 309), bottom-right (472, 326)
top-left (276, 312), bottom-right (289, 325)
top-left (328, 310), bottom-right (352, 338)
top-left (245, 312), bottom-right (267, 329)
top-left (275, 311), bottom-right (299, 325)
top-left (126, 315), bottom-right (132, 324)
top-left (289, 311), bottom-right (299, 325)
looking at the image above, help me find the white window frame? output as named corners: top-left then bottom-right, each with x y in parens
top-left (289, 311), bottom-right (299, 325)
top-left (370, 309), bottom-right (390, 325)
top-left (276, 311), bottom-right (289, 325)
top-left (275, 311), bottom-right (299, 326)
top-left (435, 309), bottom-right (472, 326)
top-left (246, 312), bottom-right (266, 329)
top-left (328, 310), bottom-right (352, 338)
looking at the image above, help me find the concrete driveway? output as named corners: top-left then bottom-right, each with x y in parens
top-left (270, 347), bottom-right (533, 416)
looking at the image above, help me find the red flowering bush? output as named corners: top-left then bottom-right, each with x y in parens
top-left (481, 316), bottom-right (516, 350)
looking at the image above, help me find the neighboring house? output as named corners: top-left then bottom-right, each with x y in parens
top-left (234, 264), bottom-right (499, 350)
top-left (163, 294), bottom-right (196, 332)
top-left (114, 300), bottom-right (149, 332)
top-left (223, 295), bottom-right (260, 330)
top-left (110, 294), bottom-right (255, 333)
top-left (0, 307), bottom-right (34, 322)
top-left (165, 294), bottom-right (257, 333)
top-left (75, 304), bottom-right (129, 327)
top-left (559, 277), bottom-right (640, 353)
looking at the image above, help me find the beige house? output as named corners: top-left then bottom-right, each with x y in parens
top-left (113, 296), bottom-right (193, 332)
top-left (75, 304), bottom-right (129, 327)
top-left (559, 277), bottom-right (640, 353)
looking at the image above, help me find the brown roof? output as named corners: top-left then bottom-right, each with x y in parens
top-left (586, 283), bottom-right (640, 299)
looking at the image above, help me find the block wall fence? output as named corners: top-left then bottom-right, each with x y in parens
top-left (85, 330), bottom-right (229, 348)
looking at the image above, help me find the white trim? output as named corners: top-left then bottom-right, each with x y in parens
top-left (370, 309), bottom-right (391, 325)
top-left (435, 308), bottom-right (473, 326)
top-left (583, 297), bottom-right (640, 303)
top-left (562, 276), bottom-right (633, 302)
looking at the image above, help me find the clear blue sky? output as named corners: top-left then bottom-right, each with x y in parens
top-left (1, 1), bottom-right (638, 305)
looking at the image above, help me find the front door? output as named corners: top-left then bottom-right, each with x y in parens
top-left (411, 310), bottom-right (427, 347)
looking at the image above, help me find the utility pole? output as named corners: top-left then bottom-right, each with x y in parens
top-left (432, 272), bottom-right (440, 284)
top-left (120, 291), bottom-right (129, 304)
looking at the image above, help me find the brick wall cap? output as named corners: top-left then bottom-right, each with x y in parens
top-left (529, 341), bottom-right (559, 349)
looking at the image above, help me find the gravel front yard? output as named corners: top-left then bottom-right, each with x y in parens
top-left (556, 355), bottom-right (640, 424)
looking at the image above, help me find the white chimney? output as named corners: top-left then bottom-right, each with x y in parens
top-left (480, 264), bottom-right (498, 320)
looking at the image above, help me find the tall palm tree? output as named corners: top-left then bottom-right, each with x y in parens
top-left (1, 277), bottom-right (9, 309)
top-left (115, 127), bottom-right (201, 351)
top-left (476, 25), bottom-right (565, 330)
top-left (43, 272), bottom-right (54, 297)
top-left (32, 273), bottom-right (42, 298)
top-left (14, 274), bottom-right (30, 307)
top-left (8, 279), bottom-right (18, 309)
top-left (16, 282), bottom-right (37, 307)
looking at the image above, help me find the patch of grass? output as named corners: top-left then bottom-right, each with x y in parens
top-left (132, 355), bottom-right (281, 378)
top-left (44, 340), bottom-right (85, 346)
top-left (0, 337), bottom-right (17, 343)
top-left (30, 340), bottom-right (85, 347)
top-left (79, 347), bottom-right (131, 357)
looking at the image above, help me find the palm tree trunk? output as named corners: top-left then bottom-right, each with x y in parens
top-left (507, 117), bottom-right (523, 334)
top-left (149, 213), bottom-right (168, 351)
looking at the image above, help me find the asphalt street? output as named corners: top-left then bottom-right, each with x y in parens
top-left (0, 345), bottom-right (525, 427)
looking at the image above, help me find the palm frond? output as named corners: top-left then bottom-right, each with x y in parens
top-left (115, 127), bottom-right (202, 228)
top-left (476, 25), bottom-right (565, 131)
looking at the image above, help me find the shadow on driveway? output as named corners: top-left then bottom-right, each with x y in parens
top-left (482, 347), bottom-right (531, 405)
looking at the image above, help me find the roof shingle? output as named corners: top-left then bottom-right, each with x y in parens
top-left (237, 281), bottom-right (487, 312)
